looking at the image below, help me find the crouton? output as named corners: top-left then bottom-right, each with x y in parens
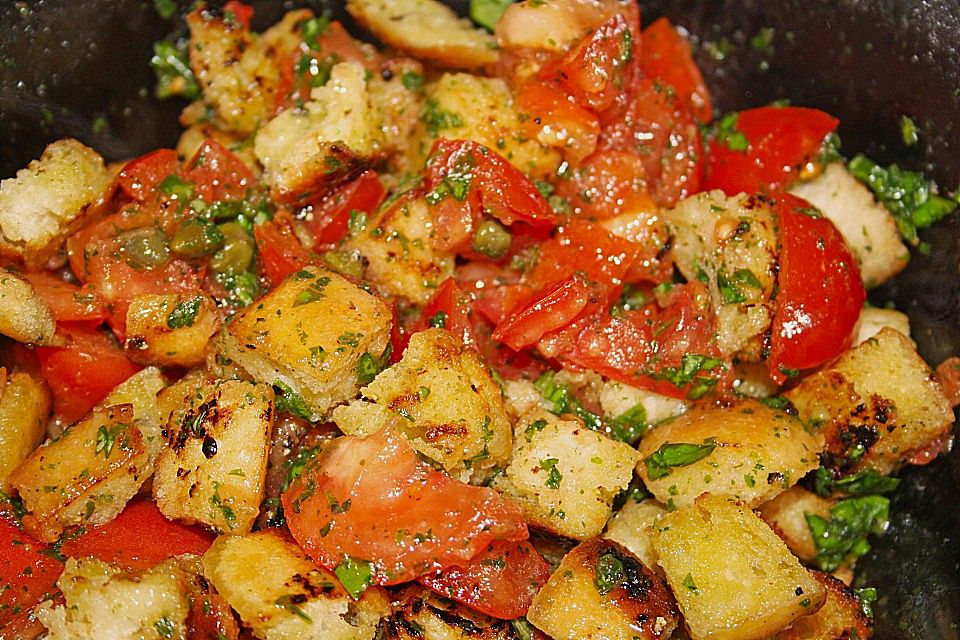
top-left (125, 293), bottom-right (221, 368)
top-left (96, 367), bottom-right (168, 459)
top-left (0, 268), bottom-right (59, 344)
top-left (774, 571), bottom-right (872, 640)
top-left (757, 486), bottom-right (835, 563)
top-left (603, 498), bottom-right (668, 572)
top-left (0, 371), bottom-right (50, 493)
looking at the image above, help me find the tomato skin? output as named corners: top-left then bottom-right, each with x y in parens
top-left (516, 79), bottom-right (600, 165)
top-left (184, 139), bottom-right (257, 203)
top-left (60, 498), bottom-right (214, 571)
top-left (117, 149), bottom-right (180, 202)
top-left (36, 327), bottom-right (141, 425)
top-left (254, 211), bottom-right (313, 286)
top-left (418, 540), bottom-right (551, 620)
top-left (408, 278), bottom-right (476, 350)
top-left (543, 13), bottom-right (634, 113)
top-left (282, 426), bottom-right (528, 586)
top-left (767, 193), bottom-right (865, 382)
top-left (704, 107), bottom-right (839, 195)
top-left (222, 0), bottom-right (254, 28)
top-left (0, 517), bottom-right (63, 630)
top-left (310, 170), bottom-right (385, 250)
top-left (22, 271), bottom-right (107, 325)
top-left (493, 273), bottom-right (596, 351)
top-left (639, 17), bottom-right (713, 123)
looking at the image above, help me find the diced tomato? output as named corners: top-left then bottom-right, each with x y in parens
top-left (0, 517), bottom-right (63, 629)
top-left (598, 77), bottom-right (702, 206)
top-left (516, 79), bottom-right (600, 165)
top-left (767, 193), bottom-right (865, 382)
top-left (408, 278), bottom-right (477, 349)
top-left (425, 139), bottom-right (557, 249)
top-left (310, 170), bottom-right (385, 250)
top-left (419, 540), bottom-right (551, 619)
top-left (472, 283), bottom-right (533, 326)
top-left (22, 271), bottom-right (107, 325)
top-left (556, 151), bottom-right (654, 220)
top-left (184, 139), bottom-right (257, 203)
top-left (704, 106), bottom-right (839, 195)
top-left (935, 356), bottom-right (960, 408)
top-left (36, 327), bottom-right (141, 424)
top-left (254, 211), bottom-right (313, 286)
top-left (282, 426), bottom-right (528, 585)
top-left (60, 499), bottom-right (214, 571)
top-left (223, 0), bottom-right (254, 28)
top-left (493, 273), bottom-right (600, 351)
top-left (313, 21), bottom-right (381, 70)
top-left (903, 433), bottom-right (952, 466)
top-left (639, 17), bottom-right (713, 123)
top-left (542, 13), bottom-right (634, 113)
top-left (117, 149), bottom-right (181, 202)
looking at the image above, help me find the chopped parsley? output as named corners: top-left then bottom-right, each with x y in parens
top-left (166, 296), bottom-right (202, 329)
top-left (643, 439), bottom-right (718, 480)
top-left (334, 556), bottom-right (375, 599)
top-left (422, 98), bottom-right (464, 137)
top-left (594, 552), bottom-right (625, 596)
top-left (539, 458), bottom-right (562, 489)
top-left (717, 268), bottom-right (762, 304)
top-left (712, 112), bottom-right (750, 152)
top-left (534, 371), bottom-right (603, 431)
top-left (150, 39), bottom-right (200, 100)
top-left (273, 380), bottom-right (313, 422)
top-left (805, 495), bottom-right (890, 572)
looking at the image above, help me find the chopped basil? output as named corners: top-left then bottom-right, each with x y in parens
top-left (607, 402), bottom-right (648, 444)
top-left (273, 380), bottom-right (313, 422)
top-left (539, 458), bottom-right (562, 489)
top-left (334, 556), bottom-right (375, 599)
top-left (282, 446), bottom-right (322, 493)
top-left (813, 468), bottom-right (900, 497)
top-left (717, 268), bottom-right (762, 304)
top-left (853, 586), bottom-right (878, 618)
top-left (469, 0), bottom-right (514, 31)
top-left (216, 270), bottom-right (259, 308)
top-left (166, 296), bottom-right (203, 329)
top-left (650, 354), bottom-right (723, 396)
top-left (95, 423), bottom-right (126, 459)
top-left (683, 573), bottom-right (699, 593)
top-left (644, 439), bottom-right (718, 480)
top-left (848, 154), bottom-right (957, 245)
top-left (293, 276), bottom-right (331, 307)
top-left (428, 310), bottom-right (447, 328)
top-left (805, 495), bottom-right (890, 572)
top-left (534, 371), bottom-right (603, 431)
top-left (595, 552), bottom-right (625, 596)
top-left (421, 98), bottom-right (464, 137)
top-left (153, 617), bottom-right (175, 638)
top-left (301, 16), bottom-right (330, 50)
top-left (357, 347), bottom-right (391, 385)
top-left (900, 115), bottom-right (919, 146)
top-left (510, 618), bottom-right (533, 640)
top-left (713, 112), bottom-right (750, 152)
top-left (150, 39), bottom-right (201, 100)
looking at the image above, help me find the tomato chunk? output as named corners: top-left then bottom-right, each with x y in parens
top-left (37, 327), bottom-right (141, 424)
top-left (767, 193), bottom-right (865, 382)
top-left (282, 426), bottom-right (528, 585)
top-left (639, 17), bottom-right (713, 123)
top-left (60, 499), bottom-right (215, 571)
top-left (254, 211), bottom-right (313, 286)
top-left (117, 149), bottom-right (180, 202)
top-left (22, 271), bottom-right (107, 325)
top-left (419, 540), bottom-right (550, 620)
top-left (704, 106), bottom-right (839, 195)
top-left (310, 170), bottom-right (385, 250)
top-left (493, 273), bottom-right (598, 351)
top-left (0, 517), bottom-right (63, 629)
top-left (406, 278), bottom-right (477, 351)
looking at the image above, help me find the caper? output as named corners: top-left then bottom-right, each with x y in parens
top-left (170, 219), bottom-right (224, 258)
top-left (119, 226), bottom-right (170, 269)
top-left (323, 249), bottom-right (365, 278)
top-left (210, 222), bottom-right (254, 274)
top-left (472, 219), bottom-right (511, 259)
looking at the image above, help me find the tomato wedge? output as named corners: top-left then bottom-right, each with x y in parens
top-left (282, 426), bottom-right (528, 586)
top-left (310, 170), bottom-right (385, 250)
top-left (639, 17), bottom-right (713, 123)
top-left (0, 517), bottom-right (63, 630)
top-left (254, 211), bottom-right (313, 286)
top-left (36, 327), bottom-right (141, 424)
top-left (704, 106), bottom-right (839, 195)
top-left (184, 139), bottom-right (257, 203)
top-left (767, 193), bottom-right (865, 382)
top-left (117, 148), bottom-right (181, 202)
top-left (22, 271), bottom-right (107, 325)
top-left (418, 540), bottom-right (551, 620)
top-left (493, 273), bottom-right (598, 351)
top-left (60, 498), bottom-right (215, 571)
top-left (406, 278), bottom-right (476, 351)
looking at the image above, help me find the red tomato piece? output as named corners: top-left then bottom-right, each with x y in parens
top-left (408, 278), bottom-right (477, 350)
top-left (704, 106), bottom-right (840, 195)
top-left (60, 498), bottom-right (215, 571)
top-left (223, 0), bottom-right (254, 28)
top-left (36, 327), bottom-right (141, 424)
top-left (767, 193), bottom-right (865, 382)
top-left (418, 540), bottom-right (551, 620)
top-left (556, 150), bottom-right (653, 220)
top-left (254, 212), bottom-right (313, 286)
top-left (516, 79), bottom-right (600, 165)
top-left (0, 517), bottom-right (63, 630)
top-left (598, 77), bottom-right (702, 207)
top-left (639, 17), bottom-right (713, 123)
top-left (310, 170), bottom-right (385, 250)
top-left (282, 426), bottom-right (528, 585)
top-left (117, 149), bottom-right (180, 202)
top-left (184, 139), bottom-right (257, 203)
top-left (493, 273), bottom-right (598, 351)
top-left (425, 139), bottom-right (557, 236)
top-left (22, 271), bottom-right (107, 325)
top-left (543, 13), bottom-right (634, 113)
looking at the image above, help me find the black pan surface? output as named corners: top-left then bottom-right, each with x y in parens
top-left (0, 1), bottom-right (957, 638)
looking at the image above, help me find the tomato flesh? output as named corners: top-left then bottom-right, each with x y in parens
top-left (0, 517), bottom-right (62, 629)
top-left (310, 170), bottom-right (385, 250)
top-left (639, 17), bottom-right (713, 123)
top-left (254, 211), bottom-right (313, 286)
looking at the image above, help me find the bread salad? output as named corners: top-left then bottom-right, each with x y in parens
top-left (1, 0), bottom-right (957, 638)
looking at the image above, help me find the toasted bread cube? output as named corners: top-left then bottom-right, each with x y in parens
top-left (385, 588), bottom-right (520, 639)
top-left (411, 73), bottom-right (561, 180)
top-left (97, 367), bottom-right (168, 459)
top-left (788, 162), bottom-right (909, 287)
top-left (775, 571), bottom-right (871, 640)
top-left (223, 267), bottom-right (391, 420)
top-left (603, 498), bottom-right (669, 572)
top-left (494, 410), bottom-right (638, 539)
top-left (496, 0), bottom-right (626, 52)
top-left (10, 404), bottom-right (151, 542)
top-left (855, 306), bottom-right (911, 345)
top-left (527, 538), bottom-right (679, 640)
top-left (347, 0), bottom-right (498, 70)
top-left (757, 486), bottom-right (834, 563)
top-left (785, 327), bottom-right (954, 475)
top-left (342, 196), bottom-right (454, 305)
top-left (652, 494), bottom-right (826, 640)
top-left (0, 139), bottom-right (111, 266)
top-left (202, 531), bottom-right (389, 640)
top-left (636, 400), bottom-right (822, 509)
top-left (665, 191), bottom-right (778, 360)
top-left (0, 268), bottom-right (58, 344)
top-left (0, 371), bottom-right (51, 492)
top-left (124, 293), bottom-right (220, 368)
top-left (599, 380), bottom-right (688, 429)
top-left (333, 328), bottom-right (511, 479)
top-left (153, 379), bottom-right (273, 534)
top-left (36, 557), bottom-right (189, 640)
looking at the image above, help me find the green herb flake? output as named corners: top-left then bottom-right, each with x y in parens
top-left (153, 617), bottom-right (176, 638)
top-left (595, 552), bottom-right (624, 596)
top-left (357, 348), bottom-right (390, 385)
top-left (644, 439), bottom-right (718, 480)
top-left (813, 468), bottom-right (901, 497)
top-left (334, 556), bottom-right (375, 599)
top-left (805, 495), bottom-right (890, 572)
top-left (717, 268), bottom-right (762, 304)
top-left (683, 573), bottom-right (699, 593)
top-left (422, 98), bottom-right (464, 137)
top-left (301, 16), bottom-right (330, 50)
top-left (852, 586), bottom-right (878, 618)
top-left (166, 296), bottom-right (203, 329)
top-left (534, 371), bottom-right (603, 431)
top-left (274, 594), bottom-right (313, 622)
top-left (900, 115), bottom-right (919, 146)
top-left (95, 423), bottom-right (126, 459)
top-left (273, 380), bottom-right (313, 422)
top-left (713, 112), bottom-right (750, 152)
top-left (469, 0), bottom-right (514, 31)
top-left (428, 310), bottom-right (447, 328)
top-left (150, 39), bottom-right (201, 100)
top-left (539, 458), bottom-right (562, 489)
top-left (510, 617), bottom-right (533, 640)
top-left (401, 70), bottom-right (424, 92)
